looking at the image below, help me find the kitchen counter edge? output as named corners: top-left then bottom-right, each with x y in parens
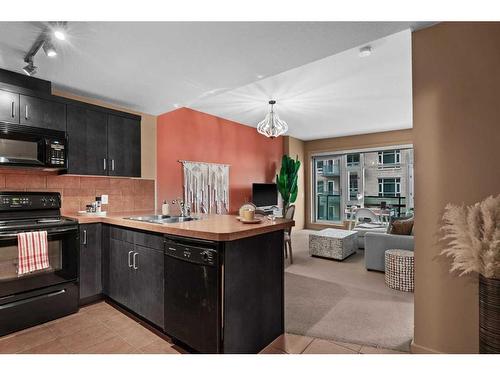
top-left (63, 212), bottom-right (294, 242)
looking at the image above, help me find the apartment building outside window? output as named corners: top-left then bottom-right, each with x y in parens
top-left (346, 153), bottom-right (360, 166)
top-left (312, 147), bottom-right (413, 224)
top-left (378, 150), bottom-right (401, 166)
top-left (378, 177), bottom-right (401, 197)
top-left (317, 180), bottom-right (324, 193)
top-left (349, 173), bottom-right (359, 200)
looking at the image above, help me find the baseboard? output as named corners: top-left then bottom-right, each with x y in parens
top-left (79, 294), bottom-right (104, 306)
top-left (410, 339), bottom-right (444, 354)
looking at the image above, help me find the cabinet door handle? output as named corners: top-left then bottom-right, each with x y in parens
top-left (11, 101), bottom-right (15, 118)
top-left (103, 158), bottom-right (107, 171)
top-left (82, 229), bottom-right (87, 245)
top-left (25, 105), bottom-right (28, 120)
top-left (128, 250), bottom-right (133, 268)
top-left (111, 159), bottom-right (115, 171)
top-left (133, 252), bottom-right (138, 270)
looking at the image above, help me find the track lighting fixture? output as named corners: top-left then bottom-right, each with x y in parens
top-left (54, 30), bottom-right (65, 41)
top-left (42, 39), bottom-right (57, 57)
top-left (22, 60), bottom-right (37, 76)
top-left (51, 21), bottom-right (67, 41)
top-left (22, 22), bottom-right (67, 75)
top-left (359, 46), bottom-right (372, 57)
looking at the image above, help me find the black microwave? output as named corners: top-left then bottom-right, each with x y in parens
top-left (0, 123), bottom-right (67, 169)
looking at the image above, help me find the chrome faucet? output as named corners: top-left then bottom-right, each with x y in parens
top-left (172, 198), bottom-right (190, 217)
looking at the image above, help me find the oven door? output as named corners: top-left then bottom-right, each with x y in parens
top-left (0, 226), bottom-right (78, 298)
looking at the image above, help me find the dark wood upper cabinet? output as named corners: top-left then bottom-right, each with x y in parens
top-left (67, 105), bottom-right (108, 175)
top-left (0, 69), bottom-right (142, 177)
top-left (0, 90), bottom-right (19, 124)
top-left (107, 114), bottom-right (141, 178)
top-left (19, 95), bottom-right (66, 131)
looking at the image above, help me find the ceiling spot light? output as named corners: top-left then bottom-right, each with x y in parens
top-left (22, 61), bottom-right (37, 76)
top-left (43, 40), bottom-right (57, 57)
top-left (54, 30), bottom-right (66, 40)
top-left (359, 46), bottom-right (372, 57)
top-left (257, 100), bottom-right (288, 138)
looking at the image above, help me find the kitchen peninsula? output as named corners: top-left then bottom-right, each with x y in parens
top-left (67, 212), bottom-right (293, 354)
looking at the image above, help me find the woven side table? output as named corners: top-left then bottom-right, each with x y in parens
top-left (309, 229), bottom-right (358, 261)
top-left (385, 249), bottom-right (414, 292)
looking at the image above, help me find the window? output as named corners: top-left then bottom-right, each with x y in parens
top-left (378, 178), bottom-right (401, 197)
top-left (328, 180), bottom-right (335, 194)
top-left (313, 149), bottom-right (413, 224)
top-left (378, 150), bottom-right (401, 165)
top-left (317, 180), bottom-right (324, 194)
top-left (314, 156), bottom-right (341, 222)
top-left (316, 160), bottom-right (324, 173)
top-left (346, 153), bottom-right (360, 167)
top-left (349, 173), bottom-right (358, 200)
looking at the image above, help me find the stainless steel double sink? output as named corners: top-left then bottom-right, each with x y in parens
top-left (124, 215), bottom-right (199, 224)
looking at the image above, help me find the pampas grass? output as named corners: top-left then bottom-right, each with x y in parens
top-left (440, 194), bottom-right (500, 279)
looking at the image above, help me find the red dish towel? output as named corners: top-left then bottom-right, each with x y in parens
top-left (17, 231), bottom-right (50, 276)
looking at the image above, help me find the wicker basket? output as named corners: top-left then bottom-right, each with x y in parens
top-left (479, 274), bottom-right (500, 354)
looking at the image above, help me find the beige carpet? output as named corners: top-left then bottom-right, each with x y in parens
top-left (285, 230), bottom-right (414, 352)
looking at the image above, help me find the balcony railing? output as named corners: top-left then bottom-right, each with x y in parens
top-left (319, 165), bottom-right (340, 176)
top-left (377, 163), bottom-right (401, 170)
top-left (364, 195), bottom-right (407, 217)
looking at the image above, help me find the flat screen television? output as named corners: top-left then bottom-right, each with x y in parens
top-left (252, 183), bottom-right (278, 207)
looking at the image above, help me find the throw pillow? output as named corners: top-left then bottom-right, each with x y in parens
top-left (388, 217), bottom-right (414, 236)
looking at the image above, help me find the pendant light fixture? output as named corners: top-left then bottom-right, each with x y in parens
top-left (257, 100), bottom-right (288, 138)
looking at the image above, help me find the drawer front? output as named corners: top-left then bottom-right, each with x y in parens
top-left (109, 226), bottom-right (134, 243)
top-left (134, 231), bottom-right (164, 251)
top-left (0, 283), bottom-right (78, 337)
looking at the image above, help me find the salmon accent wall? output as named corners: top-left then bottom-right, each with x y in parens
top-left (0, 169), bottom-right (155, 214)
top-left (157, 108), bottom-right (283, 213)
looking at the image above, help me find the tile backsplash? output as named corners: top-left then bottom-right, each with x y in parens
top-left (0, 170), bottom-right (155, 213)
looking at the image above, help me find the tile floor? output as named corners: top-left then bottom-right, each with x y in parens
top-left (0, 301), bottom-right (405, 354)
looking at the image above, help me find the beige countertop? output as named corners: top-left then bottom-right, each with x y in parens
top-left (63, 211), bottom-right (294, 241)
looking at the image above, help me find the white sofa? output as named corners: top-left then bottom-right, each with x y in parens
top-left (352, 223), bottom-right (388, 249)
top-left (364, 232), bottom-right (414, 272)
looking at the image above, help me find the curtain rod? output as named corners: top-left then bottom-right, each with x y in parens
top-left (178, 160), bottom-right (231, 167)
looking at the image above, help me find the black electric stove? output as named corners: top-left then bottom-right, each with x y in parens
top-left (0, 191), bottom-right (79, 337)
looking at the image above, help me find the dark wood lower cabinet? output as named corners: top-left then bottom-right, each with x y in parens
top-left (86, 224), bottom-right (284, 353)
top-left (223, 230), bottom-right (284, 353)
top-left (101, 225), bottom-right (165, 329)
top-left (107, 238), bottom-right (134, 308)
top-left (131, 245), bottom-right (164, 328)
top-left (79, 224), bottom-right (102, 302)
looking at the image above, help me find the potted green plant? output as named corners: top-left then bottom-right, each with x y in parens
top-left (440, 194), bottom-right (500, 353)
top-left (276, 154), bottom-right (301, 217)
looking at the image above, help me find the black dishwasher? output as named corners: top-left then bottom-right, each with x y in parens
top-left (164, 235), bottom-right (221, 353)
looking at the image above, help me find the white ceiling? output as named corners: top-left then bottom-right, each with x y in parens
top-left (191, 29), bottom-right (413, 140)
top-left (0, 22), bottom-right (430, 125)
